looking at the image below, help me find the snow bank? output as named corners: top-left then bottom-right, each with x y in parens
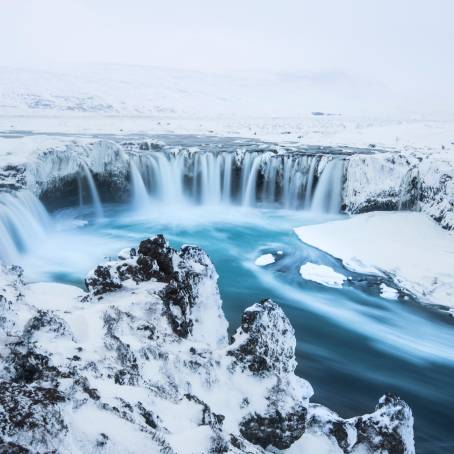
top-left (295, 212), bottom-right (454, 312)
top-left (299, 263), bottom-right (346, 288)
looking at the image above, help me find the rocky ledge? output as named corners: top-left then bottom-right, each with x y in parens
top-left (0, 235), bottom-right (415, 453)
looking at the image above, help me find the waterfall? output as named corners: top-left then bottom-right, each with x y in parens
top-left (81, 162), bottom-right (104, 219)
top-left (0, 190), bottom-right (50, 264)
top-left (155, 153), bottom-right (184, 204)
top-left (222, 153), bottom-right (233, 204)
top-left (130, 159), bottom-right (150, 210)
top-left (77, 174), bottom-right (84, 207)
top-left (262, 157), bottom-right (279, 204)
top-left (304, 157), bottom-right (318, 209)
top-left (67, 149), bottom-right (347, 213)
top-left (243, 154), bottom-right (263, 206)
top-left (311, 158), bottom-right (344, 213)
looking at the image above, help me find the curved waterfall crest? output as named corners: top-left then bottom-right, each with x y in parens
top-left (127, 148), bottom-right (346, 212)
top-left (0, 143), bottom-right (349, 264)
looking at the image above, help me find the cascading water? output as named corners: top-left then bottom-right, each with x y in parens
top-left (311, 158), bottom-right (345, 214)
top-left (119, 150), bottom-right (345, 212)
top-left (243, 153), bottom-right (264, 207)
top-left (0, 150), bottom-right (347, 265)
top-left (0, 150), bottom-right (347, 266)
top-left (130, 159), bottom-right (150, 211)
top-left (304, 157), bottom-right (318, 209)
top-left (222, 153), bottom-right (233, 204)
top-left (81, 162), bottom-right (104, 219)
top-left (0, 190), bottom-right (50, 264)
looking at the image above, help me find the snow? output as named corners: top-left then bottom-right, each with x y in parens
top-left (295, 212), bottom-right (454, 312)
top-left (0, 236), bottom-right (416, 453)
top-left (299, 263), bottom-right (346, 288)
top-left (254, 253), bottom-right (275, 266)
top-left (286, 433), bottom-right (343, 454)
top-left (0, 65), bottom-right (453, 154)
top-left (380, 283), bottom-right (399, 300)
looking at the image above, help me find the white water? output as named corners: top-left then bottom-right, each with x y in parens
top-left (304, 157), bottom-right (318, 209)
top-left (243, 153), bottom-right (263, 206)
top-left (81, 162), bottom-right (104, 219)
top-left (311, 159), bottom-right (344, 214)
top-left (0, 151), bottom-right (347, 264)
top-left (130, 159), bottom-right (150, 211)
top-left (0, 190), bottom-right (50, 264)
top-left (131, 150), bottom-right (345, 212)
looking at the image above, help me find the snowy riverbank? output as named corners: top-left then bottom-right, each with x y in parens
top-left (295, 211), bottom-right (454, 314)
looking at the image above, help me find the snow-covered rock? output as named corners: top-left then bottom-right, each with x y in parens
top-left (306, 394), bottom-right (414, 454)
top-left (344, 150), bottom-right (454, 230)
top-left (0, 236), bottom-right (415, 453)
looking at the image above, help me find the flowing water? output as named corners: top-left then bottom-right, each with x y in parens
top-left (0, 136), bottom-right (453, 452)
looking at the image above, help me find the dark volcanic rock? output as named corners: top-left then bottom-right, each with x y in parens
top-left (86, 235), bottom-right (221, 340)
top-left (0, 380), bottom-right (66, 451)
top-left (240, 405), bottom-right (307, 450)
top-left (85, 265), bottom-right (122, 296)
top-left (227, 299), bottom-right (296, 376)
top-left (353, 393), bottom-right (414, 454)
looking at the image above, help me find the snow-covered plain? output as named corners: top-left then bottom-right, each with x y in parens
top-left (295, 212), bottom-right (454, 313)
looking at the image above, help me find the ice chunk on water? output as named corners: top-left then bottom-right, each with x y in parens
top-left (255, 253), bottom-right (275, 266)
top-left (299, 262), bottom-right (346, 288)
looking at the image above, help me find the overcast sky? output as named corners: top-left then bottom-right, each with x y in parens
top-left (1, 0), bottom-right (453, 104)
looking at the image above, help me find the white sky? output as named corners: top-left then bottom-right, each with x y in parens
top-left (1, 0), bottom-right (453, 107)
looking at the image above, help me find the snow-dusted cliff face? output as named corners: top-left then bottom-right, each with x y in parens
top-left (344, 152), bottom-right (454, 230)
top-left (1, 137), bottom-right (452, 228)
top-left (0, 235), bottom-right (414, 453)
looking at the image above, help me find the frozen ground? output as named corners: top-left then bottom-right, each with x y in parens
top-left (0, 64), bottom-right (453, 153)
top-left (295, 212), bottom-right (454, 314)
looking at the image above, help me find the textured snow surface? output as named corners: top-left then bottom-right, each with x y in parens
top-left (299, 263), bottom-right (346, 288)
top-left (295, 212), bottom-right (454, 312)
top-left (0, 237), bottom-right (415, 453)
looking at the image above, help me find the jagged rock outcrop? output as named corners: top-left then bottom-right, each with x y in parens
top-left (227, 299), bottom-right (297, 376)
top-left (0, 236), bottom-right (415, 453)
top-left (306, 394), bottom-right (414, 454)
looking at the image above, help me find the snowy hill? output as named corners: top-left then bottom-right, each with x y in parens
top-left (0, 64), bottom-right (408, 117)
